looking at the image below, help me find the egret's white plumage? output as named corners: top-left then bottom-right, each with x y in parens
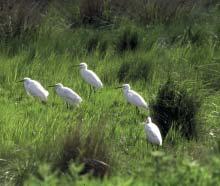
top-left (121, 84), bottom-right (148, 109)
top-left (22, 77), bottom-right (49, 102)
top-left (79, 63), bottom-right (103, 89)
top-left (144, 117), bottom-right (162, 146)
top-left (52, 83), bottom-right (82, 106)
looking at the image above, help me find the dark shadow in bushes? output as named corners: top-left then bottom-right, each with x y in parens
top-left (85, 32), bottom-right (108, 55)
top-left (115, 27), bottom-right (139, 53)
top-left (54, 122), bottom-right (111, 178)
top-left (150, 79), bottom-right (202, 140)
top-left (117, 58), bottom-right (151, 83)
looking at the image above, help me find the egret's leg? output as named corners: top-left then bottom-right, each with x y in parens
top-left (155, 145), bottom-right (160, 151)
top-left (89, 86), bottom-right (96, 98)
top-left (66, 102), bottom-right (69, 109)
top-left (136, 107), bottom-right (140, 114)
top-left (68, 103), bottom-right (72, 109)
top-left (151, 144), bottom-right (155, 151)
top-left (93, 87), bottom-right (96, 94)
top-left (88, 86), bottom-right (92, 98)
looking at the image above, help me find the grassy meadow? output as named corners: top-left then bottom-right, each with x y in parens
top-left (0, 1), bottom-right (220, 185)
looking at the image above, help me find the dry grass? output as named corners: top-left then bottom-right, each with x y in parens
top-left (85, 0), bottom-right (218, 24)
top-left (0, 0), bottom-right (218, 36)
top-left (55, 122), bottom-right (112, 176)
top-left (109, 0), bottom-right (204, 23)
top-left (0, 0), bottom-right (48, 39)
top-left (79, 0), bottom-right (104, 24)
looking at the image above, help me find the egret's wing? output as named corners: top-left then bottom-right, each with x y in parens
top-left (128, 91), bottom-right (148, 107)
top-left (146, 124), bottom-right (162, 144)
top-left (26, 81), bottom-right (49, 97)
top-left (146, 126), bottom-right (158, 139)
top-left (83, 70), bottom-right (103, 87)
top-left (62, 87), bottom-right (81, 101)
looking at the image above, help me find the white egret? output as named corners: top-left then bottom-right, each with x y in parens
top-left (49, 83), bottom-right (82, 108)
top-left (18, 77), bottom-right (49, 103)
top-left (75, 63), bottom-right (103, 95)
top-left (116, 84), bottom-right (148, 111)
top-left (144, 117), bottom-right (162, 146)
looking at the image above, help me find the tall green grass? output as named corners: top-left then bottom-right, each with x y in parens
top-left (0, 1), bottom-right (220, 186)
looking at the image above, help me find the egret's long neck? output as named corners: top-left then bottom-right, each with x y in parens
top-left (81, 66), bottom-right (87, 71)
top-left (24, 80), bottom-right (31, 86)
top-left (123, 88), bottom-right (130, 94)
top-left (55, 86), bottom-right (63, 92)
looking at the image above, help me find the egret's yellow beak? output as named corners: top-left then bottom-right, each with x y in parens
top-left (17, 79), bottom-right (24, 83)
top-left (115, 86), bottom-right (122, 89)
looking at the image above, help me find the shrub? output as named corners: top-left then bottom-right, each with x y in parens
top-left (79, 0), bottom-right (104, 24)
top-left (117, 58), bottom-right (151, 82)
top-left (150, 79), bottom-right (202, 140)
top-left (85, 32), bottom-right (108, 54)
top-left (109, 0), bottom-right (199, 24)
top-left (115, 27), bottom-right (139, 53)
top-left (98, 39), bottom-right (108, 56)
top-left (117, 62), bottom-right (130, 83)
top-left (86, 33), bottom-right (100, 53)
top-left (0, 0), bottom-right (48, 40)
top-left (55, 122), bottom-right (111, 177)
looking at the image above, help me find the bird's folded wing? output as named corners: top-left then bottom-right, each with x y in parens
top-left (85, 70), bottom-right (102, 84)
top-left (63, 88), bottom-right (79, 100)
top-left (27, 83), bottom-right (47, 97)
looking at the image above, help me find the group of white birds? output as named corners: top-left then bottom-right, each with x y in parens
top-left (18, 62), bottom-right (162, 146)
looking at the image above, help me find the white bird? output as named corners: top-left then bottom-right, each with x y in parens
top-left (77, 62), bottom-right (103, 90)
top-left (144, 117), bottom-right (162, 146)
top-left (117, 84), bottom-right (148, 110)
top-left (49, 83), bottom-right (82, 108)
top-left (18, 77), bottom-right (49, 103)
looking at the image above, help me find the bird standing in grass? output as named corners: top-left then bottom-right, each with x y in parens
top-left (117, 84), bottom-right (148, 112)
top-left (49, 83), bottom-right (82, 108)
top-left (18, 77), bottom-right (49, 103)
top-left (144, 117), bottom-right (162, 146)
top-left (76, 62), bottom-right (103, 95)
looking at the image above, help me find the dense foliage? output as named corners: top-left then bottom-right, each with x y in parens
top-left (0, 1), bottom-right (220, 185)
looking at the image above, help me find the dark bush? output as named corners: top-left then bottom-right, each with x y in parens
top-left (115, 28), bottom-right (139, 53)
top-left (117, 62), bottom-right (130, 83)
top-left (86, 33), bottom-right (99, 53)
top-left (129, 61), bottom-right (151, 82)
top-left (85, 32), bottom-right (108, 54)
top-left (117, 58), bottom-right (151, 82)
top-left (79, 159), bottom-right (110, 178)
top-left (55, 123), bottom-right (111, 177)
top-left (109, 0), bottom-right (200, 24)
top-left (150, 79), bottom-right (202, 140)
top-left (98, 39), bottom-right (108, 55)
top-left (80, 0), bottom-right (104, 24)
top-left (0, 0), bottom-right (48, 40)
top-left (57, 0), bottom-right (219, 26)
